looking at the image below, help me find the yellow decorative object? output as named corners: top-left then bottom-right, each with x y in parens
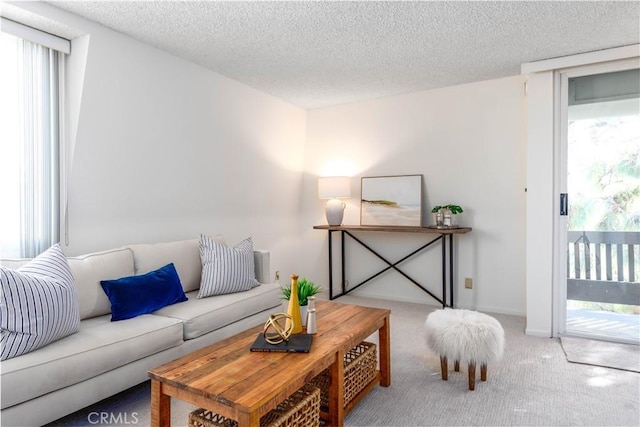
top-left (286, 274), bottom-right (303, 334)
top-left (263, 313), bottom-right (293, 344)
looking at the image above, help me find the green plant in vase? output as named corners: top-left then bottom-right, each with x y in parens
top-left (280, 277), bottom-right (323, 306)
top-left (280, 277), bottom-right (323, 327)
top-left (431, 204), bottom-right (464, 228)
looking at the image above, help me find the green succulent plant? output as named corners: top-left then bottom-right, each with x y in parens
top-left (431, 204), bottom-right (464, 214)
top-left (280, 277), bottom-right (323, 306)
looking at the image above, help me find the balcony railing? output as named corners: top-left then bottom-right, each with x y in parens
top-left (567, 231), bottom-right (640, 305)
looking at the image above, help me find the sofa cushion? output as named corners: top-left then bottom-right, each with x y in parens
top-left (1, 244), bottom-right (80, 361)
top-left (0, 313), bottom-right (183, 409)
top-left (67, 248), bottom-right (135, 320)
top-left (100, 263), bottom-right (188, 321)
top-left (0, 259), bottom-right (30, 269)
top-left (198, 235), bottom-right (259, 298)
top-left (153, 282), bottom-right (281, 340)
top-left (127, 238), bottom-right (226, 293)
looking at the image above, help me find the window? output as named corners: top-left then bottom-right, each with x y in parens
top-left (0, 20), bottom-right (68, 258)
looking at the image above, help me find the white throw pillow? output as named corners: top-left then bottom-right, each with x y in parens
top-left (1, 244), bottom-right (80, 360)
top-left (198, 235), bottom-right (259, 298)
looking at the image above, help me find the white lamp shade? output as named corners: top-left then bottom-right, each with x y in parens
top-left (318, 177), bottom-right (351, 199)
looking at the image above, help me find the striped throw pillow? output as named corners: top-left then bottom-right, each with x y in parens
top-left (198, 235), bottom-right (259, 298)
top-left (1, 244), bottom-right (80, 360)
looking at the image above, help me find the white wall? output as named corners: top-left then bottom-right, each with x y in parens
top-left (301, 76), bottom-right (528, 315)
top-left (16, 3), bottom-right (307, 281)
top-left (13, 3), bottom-right (526, 317)
top-left (524, 71), bottom-right (555, 336)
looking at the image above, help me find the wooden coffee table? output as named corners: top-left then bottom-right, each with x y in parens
top-left (148, 300), bottom-right (390, 427)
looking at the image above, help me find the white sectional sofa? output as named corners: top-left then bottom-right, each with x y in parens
top-left (0, 238), bottom-right (282, 427)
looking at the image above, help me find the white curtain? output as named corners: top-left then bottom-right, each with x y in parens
top-left (17, 39), bottom-right (62, 258)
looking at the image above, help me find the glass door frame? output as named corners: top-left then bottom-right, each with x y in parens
top-left (553, 58), bottom-right (640, 339)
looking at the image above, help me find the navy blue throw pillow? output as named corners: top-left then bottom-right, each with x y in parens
top-left (100, 263), bottom-right (188, 321)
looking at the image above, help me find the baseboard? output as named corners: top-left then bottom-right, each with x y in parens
top-left (525, 328), bottom-right (552, 337)
top-left (348, 289), bottom-right (440, 308)
top-left (350, 289), bottom-right (525, 317)
top-left (454, 303), bottom-right (525, 317)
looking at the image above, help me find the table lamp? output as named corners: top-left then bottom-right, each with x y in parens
top-left (318, 176), bottom-right (351, 226)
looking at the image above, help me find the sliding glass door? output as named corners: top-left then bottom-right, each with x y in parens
top-left (558, 64), bottom-right (640, 344)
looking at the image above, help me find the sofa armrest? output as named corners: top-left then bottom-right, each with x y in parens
top-left (253, 250), bottom-right (270, 284)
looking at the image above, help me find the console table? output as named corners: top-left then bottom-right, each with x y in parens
top-left (313, 225), bottom-right (472, 308)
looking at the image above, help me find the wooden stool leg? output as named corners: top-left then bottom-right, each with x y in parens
top-left (468, 362), bottom-right (476, 391)
top-left (454, 360), bottom-right (460, 372)
top-left (481, 363), bottom-right (487, 381)
top-left (440, 356), bottom-right (448, 380)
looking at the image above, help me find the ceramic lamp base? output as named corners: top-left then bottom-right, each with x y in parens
top-left (325, 199), bottom-right (346, 226)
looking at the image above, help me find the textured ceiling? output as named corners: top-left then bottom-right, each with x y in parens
top-left (37, 1), bottom-right (640, 109)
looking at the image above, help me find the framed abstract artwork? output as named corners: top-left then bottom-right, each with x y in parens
top-left (360, 174), bottom-right (423, 226)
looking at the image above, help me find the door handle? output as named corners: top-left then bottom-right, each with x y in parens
top-left (560, 193), bottom-right (568, 216)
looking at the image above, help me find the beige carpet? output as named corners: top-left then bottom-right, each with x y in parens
top-left (561, 336), bottom-right (640, 373)
top-left (46, 296), bottom-right (640, 426)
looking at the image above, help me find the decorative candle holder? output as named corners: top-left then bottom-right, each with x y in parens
top-left (306, 296), bottom-right (317, 334)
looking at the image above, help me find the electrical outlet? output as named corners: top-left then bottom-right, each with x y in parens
top-left (465, 277), bottom-right (473, 289)
top-left (275, 271), bottom-right (280, 281)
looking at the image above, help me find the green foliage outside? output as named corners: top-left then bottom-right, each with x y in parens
top-left (568, 116), bottom-right (640, 232)
top-left (567, 113), bottom-right (640, 315)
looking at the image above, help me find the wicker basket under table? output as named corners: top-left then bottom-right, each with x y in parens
top-left (189, 383), bottom-right (320, 427)
top-left (308, 341), bottom-right (377, 411)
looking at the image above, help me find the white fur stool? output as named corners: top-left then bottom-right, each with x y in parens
top-left (424, 308), bottom-right (504, 390)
